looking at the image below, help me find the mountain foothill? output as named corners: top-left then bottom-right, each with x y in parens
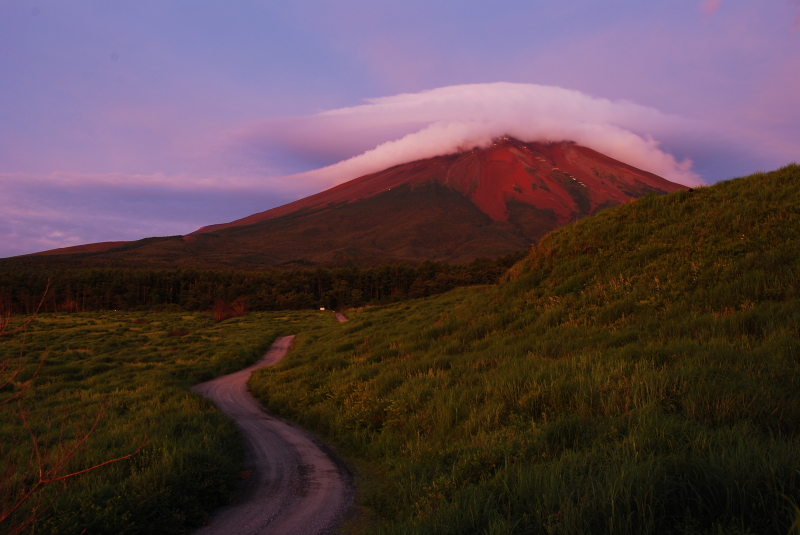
top-left (10, 138), bottom-right (686, 269)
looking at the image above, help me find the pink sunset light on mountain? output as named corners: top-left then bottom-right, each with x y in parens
top-left (0, 1), bottom-right (797, 257)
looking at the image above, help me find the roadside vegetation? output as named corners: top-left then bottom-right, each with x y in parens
top-left (249, 164), bottom-right (800, 534)
top-left (0, 309), bottom-right (333, 534)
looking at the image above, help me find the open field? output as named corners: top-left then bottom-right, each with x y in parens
top-left (0, 309), bottom-right (336, 534)
top-left (248, 165), bottom-right (800, 534)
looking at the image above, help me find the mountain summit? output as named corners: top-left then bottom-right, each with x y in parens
top-left (19, 138), bottom-right (687, 267)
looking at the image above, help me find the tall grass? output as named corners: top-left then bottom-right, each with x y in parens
top-left (249, 165), bottom-right (800, 534)
top-left (1, 310), bottom-right (335, 534)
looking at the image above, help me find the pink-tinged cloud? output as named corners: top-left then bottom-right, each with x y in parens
top-left (700, 0), bottom-right (722, 15)
top-left (0, 171), bottom-right (295, 193)
top-left (232, 83), bottom-right (702, 187)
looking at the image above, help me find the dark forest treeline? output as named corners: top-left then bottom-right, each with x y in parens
top-left (0, 252), bottom-right (525, 314)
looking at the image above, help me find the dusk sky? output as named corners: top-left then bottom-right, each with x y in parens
top-left (2, 1), bottom-right (799, 257)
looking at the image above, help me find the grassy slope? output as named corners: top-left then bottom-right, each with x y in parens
top-left (0, 310), bottom-right (336, 534)
top-left (248, 164), bottom-right (800, 534)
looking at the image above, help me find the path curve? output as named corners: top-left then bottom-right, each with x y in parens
top-left (192, 336), bottom-right (353, 535)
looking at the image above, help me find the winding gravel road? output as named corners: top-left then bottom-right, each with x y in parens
top-left (192, 335), bottom-right (353, 535)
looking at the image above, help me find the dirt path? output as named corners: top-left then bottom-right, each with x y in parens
top-left (334, 312), bottom-right (348, 322)
top-left (191, 336), bottom-right (353, 535)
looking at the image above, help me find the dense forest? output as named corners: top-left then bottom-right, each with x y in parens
top-left (0, 252), bottom-right (524, 314)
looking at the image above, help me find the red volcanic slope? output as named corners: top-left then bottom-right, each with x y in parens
top-left (193, 138), bottom-right (686, 235)
top-left (19, 138), bottom-right (686, 267)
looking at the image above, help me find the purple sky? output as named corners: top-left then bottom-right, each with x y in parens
top-left (1, 1), bottom-right (798, 257)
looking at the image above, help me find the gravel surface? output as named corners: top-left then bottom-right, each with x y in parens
top-left (192, 335), bottom-right (353, 535)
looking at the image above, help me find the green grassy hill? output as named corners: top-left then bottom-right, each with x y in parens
top-left (248, 164), bottom-right (800, 534)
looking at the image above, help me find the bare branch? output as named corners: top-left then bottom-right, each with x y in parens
top-left (1, 401), bottom-right (146, 529)
top-left (0, 350), bottom-right (47, 408)
top-left (0, 353), bottom-right (22, 395)
top-left (1, 281), bottom-right (147, 533)
top-left (0, 279), bottom-right (50, 337)
top-left (43, 436), bottom-right (147, 485)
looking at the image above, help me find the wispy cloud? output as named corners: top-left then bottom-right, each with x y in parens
top-left (700, 0), bottom-right (722, 15)
top-left (0, 172), bottom-right (301, 257)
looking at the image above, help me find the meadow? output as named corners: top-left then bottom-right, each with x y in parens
top-left (248, 164), bottom-right (800, 534)
top-left (0, 309), bottom-right (335, 534)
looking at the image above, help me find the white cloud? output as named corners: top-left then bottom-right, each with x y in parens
top-left (2, 83), bottom-right (708, 256)
top-left (235, 83), bottom-right (702, 187)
